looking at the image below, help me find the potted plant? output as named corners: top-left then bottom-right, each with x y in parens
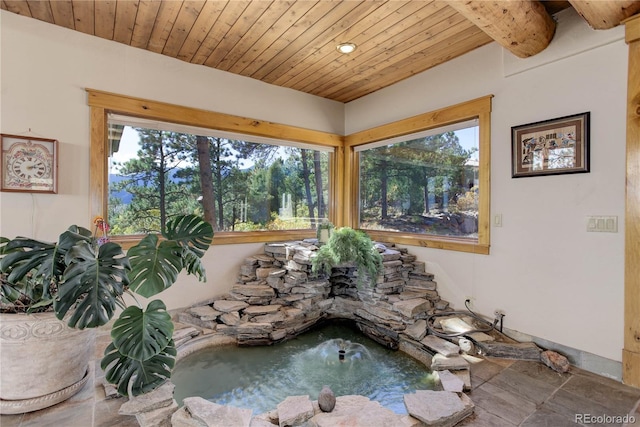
top-left (0, 214), bottom-right (213, 413)
top-left (311, 226), bottom-right (383, 286)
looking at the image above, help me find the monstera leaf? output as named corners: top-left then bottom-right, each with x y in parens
top-left (0, 226), bottom-right (92, 288)
top-left (101, 300), bottom-right (176, 396)
top-left (180, 247), bottom-right (207, 282)
top-left (163, 215), bottom-right (213, 282)
top-left (111, 300), bottom-right (174, 361)
top-left (102, 340), bottom-right (177, 397)
top-left (1, 239), bottom-right (59, 286)
top-left (55, 240), bottom-right (130, 328)
top-left (163, 214), bottom-right (214, 259)
top-left (127, 235), bottom-right (182, 298)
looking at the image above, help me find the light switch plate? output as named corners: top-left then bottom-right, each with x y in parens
top-left (586, 216), bottom-right (618, 233)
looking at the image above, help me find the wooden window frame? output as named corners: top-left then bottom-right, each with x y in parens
top-left (344, 95), bottom-right (493, 255)
top-left (87, 89), bottom-right (343, 246)
top-left (89, 90), bottom-right (491, 253)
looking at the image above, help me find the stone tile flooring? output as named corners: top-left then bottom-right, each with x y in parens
top-left (2, 354), bottom-right (640, 426)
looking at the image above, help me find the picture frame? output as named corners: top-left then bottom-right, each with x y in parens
top-left (511, 112), bottom-right (590, 178)
top-left (1, 134), bottom-right (58, 193)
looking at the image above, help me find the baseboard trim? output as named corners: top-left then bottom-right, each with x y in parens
top-left (501, 327), bottom-right (622, 381)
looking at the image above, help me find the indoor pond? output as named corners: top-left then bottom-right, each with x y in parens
top-left (172, 322), bottom-right (437, 415)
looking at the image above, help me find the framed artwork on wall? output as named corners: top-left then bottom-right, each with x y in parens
top-left (511, 112), bottom-right (590, 178)
top-left (1, 134), bottom-right (58, 193)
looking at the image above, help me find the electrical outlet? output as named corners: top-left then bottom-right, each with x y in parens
top-left (494, 309), bottom-right (505, 317)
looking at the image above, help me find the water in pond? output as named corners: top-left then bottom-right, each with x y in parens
top-left (172, 322), bottom-right (437, 414)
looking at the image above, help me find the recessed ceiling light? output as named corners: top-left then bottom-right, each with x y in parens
top-left (336, 42), bottom-right (357, 54)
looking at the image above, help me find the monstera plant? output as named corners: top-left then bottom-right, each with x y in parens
top-left (0, 214), bottom-right (213, 398)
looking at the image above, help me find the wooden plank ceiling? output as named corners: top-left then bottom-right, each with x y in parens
top-left (2, 1), bottom-right (639, 103)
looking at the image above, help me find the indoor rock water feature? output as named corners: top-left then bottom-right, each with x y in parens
top-left (171, 323), bottom-right (439, 415)
top-left (116, 239), bottom-right (482, 426)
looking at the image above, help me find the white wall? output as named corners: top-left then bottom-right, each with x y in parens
top-left (0, 11), bottom-right (343, 305)
top-left (346, 11), bottom-right (627, 362)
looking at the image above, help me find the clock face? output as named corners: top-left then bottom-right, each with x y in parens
top-left (1, 135), bottom-right (57, 193)
top-left (11, 155), bottom-right (49, 180)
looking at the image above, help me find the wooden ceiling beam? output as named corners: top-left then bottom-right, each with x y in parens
top-left (444, 0), bottom-right (556, 58)
top-left (569, 0), bottom-right (640, 30)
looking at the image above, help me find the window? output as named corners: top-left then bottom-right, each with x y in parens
top-left (357, 120), bottom-right (479, 238)
top-left (345, 96), bottom-right (492, 254)
top-left (107, 115), bottom-right (330, 235)
top-left (89, 89), bottom-right (342, 245)
top-left (89, 90), bottom-right (490, 252)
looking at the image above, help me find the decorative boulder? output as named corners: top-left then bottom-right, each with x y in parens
top-left (541, 350), bottom-right (571, 373)
top-left (318, 385), bottom-right (336, 412)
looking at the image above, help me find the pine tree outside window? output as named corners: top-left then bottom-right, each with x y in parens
top-left (357, 121), bottom-right (479, 240)
top-left (107, 115), bottom-right (330, 236)
top-left (345, 96), bottom-right (492, 254)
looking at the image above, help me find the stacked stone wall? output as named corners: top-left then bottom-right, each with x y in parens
top-left (177, 239), bottom-right (451, 350)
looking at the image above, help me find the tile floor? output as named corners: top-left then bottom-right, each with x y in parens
top-left (2, 347), bottom-right (640, 426)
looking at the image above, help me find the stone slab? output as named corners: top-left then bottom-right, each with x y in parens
top-left (451, 369), bottom-right (472, 391)
top-left (360, 304), bottom-right (404, 322)
top-left (404, 390), bottom-right (474, 427)
top-left (393, 298), bottom-right (431, 318)
top-left (421, 335), bottom-right (461, 357)
top-left (136, 400), bottom-right (178, 427)
top-left (182, 396), bottom-right (252, 427)
top-left (430, 353), bottom-right (470, 371)
top-left (188, 306), bottom-right (221, 321)
top-left (213, 300), bottom-right (249, 313)
top-left (309, 396), bottom-right (403, 427)
top-left (253, 312), bottom-right (286, 324)
top-left (399, 337), bottom-right (432, 367)
top-left (437, 370), bottom-right (465, 393)
top-left (231, 284), bottom-right (276, 298)
top-left (237, 322), bottom-right (273, 334)
top-left (277, 395), bottom-right (314, 427)
top-left (244, 305), bottom-right (282, 316)
top-left (176, 313), bottom-right (217, 330)
top-left (250, 418), bottom-right (278, 427)
top-left (270, 329), bottom-right (287, 341)
top-left (475, 341), bottom-right (542, 360)
top-left (254, 254), bottom-right (276, 263)
top-left (173, 327), bottom-right (200, 346)
top-left (220, 312), bottom-right (241, 326)
top-left (119, 382), bottom-right (175, 415)
top-left (409, 271), bottom-right (435, 280)
top-left (256, 267), bottom-right (282, 279)
top-left (404, 319), bottom-right (427, 341)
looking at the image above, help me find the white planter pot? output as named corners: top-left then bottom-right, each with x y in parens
top-left (0, 312), bottom-right (95, 414)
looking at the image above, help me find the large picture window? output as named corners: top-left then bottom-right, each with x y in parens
top-left (345, 96), bottom-right (492, 254)
top-left (358, 121), bottom-right (479, 239)
top-left (89, 89), bottom-right (341, 245)
top-left (107, 116), bottom-right (330, 235)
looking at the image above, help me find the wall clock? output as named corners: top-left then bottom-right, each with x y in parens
top-left (1, 134), bottom-right (58, 193)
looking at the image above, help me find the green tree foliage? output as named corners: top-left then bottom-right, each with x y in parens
top-left (109, 125), bottom-right (330, 234)
top-left (109, 129), bottom-right (200, 235)
top-left (360, 131), bottom-right (477, 230)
